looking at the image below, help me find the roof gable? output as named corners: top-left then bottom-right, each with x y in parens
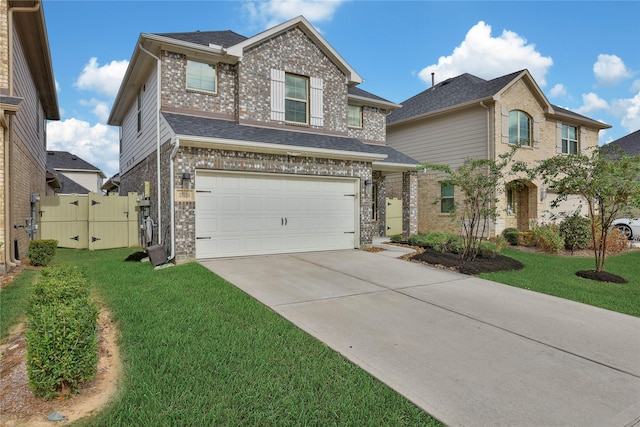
top-left (226, 16), bottom-right (362, 85)
top-left (46, 151), bottom-right (105, 177)
top-left (153, 30), bottom-right (248, 48)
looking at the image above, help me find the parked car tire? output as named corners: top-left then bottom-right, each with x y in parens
top-left (615, 224), bottom-right (633, 240)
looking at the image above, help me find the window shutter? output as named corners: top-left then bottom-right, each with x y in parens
top-left (533, 114), bottom-right (541, 147)
top-left (310, 77), bottom-right (324, 126)
top-left (579, 126), bottom-right (586, 154)
top-left (501, 106), bottom-right (510, 144)
top-left (556, 122), bottom-right (563, 154)
top-left (270, 69), bottom-right (285, 121)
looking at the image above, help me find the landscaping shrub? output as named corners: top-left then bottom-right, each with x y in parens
top-left (532, 224), bottom-right (564, 253)
top-left (27, 239), bottom-right (58, 267)
top-left (389, 234), bottom-right (403, 243)
top-left (25, 265), bottom-right (99, 399)
top-left (589, 228), bottom-right (630, 255)
top-left (479, 241), bottom-right (497, 258)
top-left (448, 234), bottom-right (465, 254)
top-left (502, 228), bottom-right (520, 245)
top-left (407, 234), bottom-right (429, 246)
top-left (424, 231), bottom-right (452, 252)
top-left (559, 214), bottom-right (591, 252)
top-left (493, 235), bottom-right (507, 254)
top-left (518, 231), bottom-right (534, 247)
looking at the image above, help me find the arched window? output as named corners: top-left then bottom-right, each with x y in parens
top-left (508, 110), bottom-right (531, 146)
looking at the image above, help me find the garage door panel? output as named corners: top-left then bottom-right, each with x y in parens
top-left (196, 173), bottom-right (357, 259)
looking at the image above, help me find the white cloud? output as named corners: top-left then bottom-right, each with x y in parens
top-left (418, 21), bottom-right (553, 87)
top-left (47, 118), bottom-right (120, 178)
top-left (79, 98), bottom-right (111, 122)
top-left (243, 0), bottom-right (345, 29)
top-left (574, 92), bottom-right (609, 115)
top-left (630, 79), bottom-right (640, 92)
top-left (611, 92), bottom-right (640, 132)
top-left (549, 83), bottom-right (567, 98)
top-left (75, 57), bottom-right (129, 98)
top-left (593, 54), bottom-right (632, 86)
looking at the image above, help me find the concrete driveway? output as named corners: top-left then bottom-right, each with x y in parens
top-left (200, 246), bottom-right (640, 427)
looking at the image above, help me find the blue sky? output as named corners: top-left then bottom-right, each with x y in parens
top-left (43, 0), bottom-right (640, 178)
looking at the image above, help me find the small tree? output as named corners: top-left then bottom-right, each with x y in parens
top-left (522, 149), bottom-right (640, 275)
top-left (420, 149), bottom-right (516, 261)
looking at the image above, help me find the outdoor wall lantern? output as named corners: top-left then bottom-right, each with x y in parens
top-left (540, 186), bottom-right (547, 201)
top-left (364, 178), bottom-right (372, 196)
top-left (182, 173), bottom-right (191, 188)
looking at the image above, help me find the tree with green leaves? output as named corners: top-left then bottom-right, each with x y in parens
top-left (420, 148), bottom-right (517, 261)
top-left (517, 148), bottom-right (640, 278)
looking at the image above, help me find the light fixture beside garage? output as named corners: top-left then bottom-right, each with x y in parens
top-left (181, 173), bottom-right (191, 188)
top-left (364, 178), bottom-right (372, 196)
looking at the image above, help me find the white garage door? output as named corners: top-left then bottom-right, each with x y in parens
top-left (195, 172), bottom-right (358, 259)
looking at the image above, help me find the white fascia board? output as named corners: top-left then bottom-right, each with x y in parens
top-left (372, 162), bottom-right (419, 172)
top-left (176, 134), bottom-right (386, 162)
top-left (348, 94), bottom-right (401, 110)
top-left (227, 16), bottom-right (363, 85)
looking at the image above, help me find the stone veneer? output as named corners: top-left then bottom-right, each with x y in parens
top-left (122, 144), bottom-right (376, 264)
top-left (347, 106), bottom-right (388, 143)
top-left (238, 27), bottom-right (347, 132)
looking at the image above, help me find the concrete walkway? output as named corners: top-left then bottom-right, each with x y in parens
top-left (200, 247), bottom-right (640, 427)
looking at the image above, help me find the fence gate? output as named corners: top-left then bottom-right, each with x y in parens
top-left (385, 197), bottom-right (402, 236)
top-left (37, 193), bottom-right (139, 250)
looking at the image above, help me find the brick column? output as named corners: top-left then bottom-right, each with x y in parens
top-left (402, 170), bottom-right (418, 239)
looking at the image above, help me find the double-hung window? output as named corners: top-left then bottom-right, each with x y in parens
top-left (285, 73), bottom-right (308, 124)
top-left (348, 105), bottom-right (363, 128)
top-left (561, 124), bottom-right (578, 154)
top-left (186, 60), bottom-right (217, 93)
top-left (440, 183), bottom-right (455, 213)
top-left (508, 110), bottom-right (531, 146)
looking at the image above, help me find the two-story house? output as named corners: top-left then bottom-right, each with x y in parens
top-left (386, 69), bottom-right (610, 236)
top-left (1, 0), bottom-right (59, 272)
top-left (109, 16), bottom-right (418, 263)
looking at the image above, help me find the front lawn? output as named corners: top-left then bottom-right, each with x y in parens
top-left (479, 248), bottom-right (640, 317)
top-left (4, 248), bottom-right (442, 426)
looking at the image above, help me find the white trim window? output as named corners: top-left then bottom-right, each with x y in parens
top-left (561, 124), bottom-right (578, 154)
top-left (348, 104), bottom-right (362, 128)
top-left (440, 183), bottom-right (454, 214)
top-left (186, 60), bottom-right (217, 93)
top-left (508, 110), bottom-right (532, 146)
top-left (285, 73), bottom-right (308, 124)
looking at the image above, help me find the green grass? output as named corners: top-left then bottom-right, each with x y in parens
top-left (480, 248), bottom-right (640, 317)
top-left (37, 248), bottom-right (443, 426)
top-left (0, 268), bottom-right (37, 339)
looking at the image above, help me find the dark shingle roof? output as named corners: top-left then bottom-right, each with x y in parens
top-left (46, 151), bottom-right (102, 172)
top-left (154, 30), bottom-right (248, 48)
top-left (348, 87), bottom-right (394, 104)
top-left (162, 112), bottom-right (418, 166)
top-left (387, 70), bottom-right (524, 125)
top-left (55, 173), bottom-right (91, 194)
top-left (603, 130), bottom-right (640, 157)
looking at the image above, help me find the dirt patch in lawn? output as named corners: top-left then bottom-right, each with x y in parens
top-left (410, 247), bottom-right (524, 275)
top-left (0, 307), bottom-right (121, 426)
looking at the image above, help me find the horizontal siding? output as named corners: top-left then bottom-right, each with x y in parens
top-left (387, 107), bottom-right (488, 168)
top-left (12, 25), bottom-right (46, 169)
top-left (120, 67), bottom-right (158, 174)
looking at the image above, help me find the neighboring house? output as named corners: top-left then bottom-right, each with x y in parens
top-left (46, 150), bottom-right (106, 194)
top-left (386, 70), bottom-right (611, 236)
top-left (109, 16), bottom-right (418, 263)
top-left (1, 0), bottom-right (59, 272)
top-left (603, 129), bottom-right (640, 158)
top-left (101, 172), bottom-right (120, 194)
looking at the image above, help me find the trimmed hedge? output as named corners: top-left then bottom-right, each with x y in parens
top-left (27, 239), bottom-right (58, 267)
top-left (502, 228), bottom-right (520, 245)
top-left (25, 265), bottom-right (99, 399)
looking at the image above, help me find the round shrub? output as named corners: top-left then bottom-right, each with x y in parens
top-left (533, 224), bottom-right (564, 253)
top-left (502, 228), bottom-right (520, 245)
top-left (559, 214), bottom-right (591, 251)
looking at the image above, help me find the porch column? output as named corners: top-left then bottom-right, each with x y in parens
top-left (402, 170), bottom-right (418, 239)
top-left (373, 171), bottom-right (386, 237)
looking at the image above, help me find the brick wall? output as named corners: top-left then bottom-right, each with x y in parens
top-left (238, 27), bottom-right (348, 132)
top-left (348, 106), bottom-right (387, 143)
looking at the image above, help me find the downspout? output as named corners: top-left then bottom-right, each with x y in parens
top-left (169, 137), bottom-right (181, 260)
top-left (5, 2), bottom-right (41, 267)
top-left (138, 43), bottom-right (162, 245)
top-left (480, 101), bottom-right (495, 236)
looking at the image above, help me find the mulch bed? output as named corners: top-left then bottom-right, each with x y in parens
top-left (410, 247), bottom-right (524, 275)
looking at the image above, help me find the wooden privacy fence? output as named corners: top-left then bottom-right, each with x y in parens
top-left (37, 193), bottom-right (139, 250)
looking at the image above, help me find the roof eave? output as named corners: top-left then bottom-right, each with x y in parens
top-left (176, 134), bottom-right (386, 162)
top-left (348, 94), bottom-right (401, 111)
top-left (387, 97), bottom-right (494, 128)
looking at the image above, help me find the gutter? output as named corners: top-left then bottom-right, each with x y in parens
top-left (169, 137), bottom-right (181, 260)
top-left (137, 43), bottom-right (163, 246)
